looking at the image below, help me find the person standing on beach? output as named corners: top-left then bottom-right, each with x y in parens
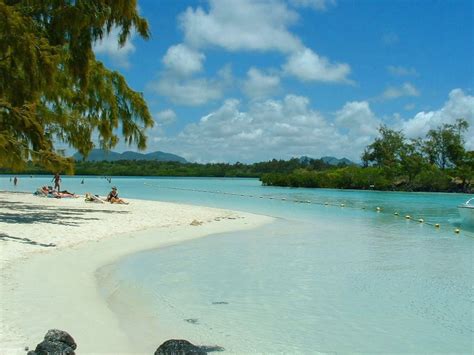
top-left (13, 176), bottom-right (17, 186)
top-left (52, 173), bottom-right (61, 192)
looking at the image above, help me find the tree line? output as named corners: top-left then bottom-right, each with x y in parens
top-left (2, 118), bottom-right (471, 193)
top-left (0, 157), bottom-right (337, 178)
top-left (261, 119), bottom-right (473, 193)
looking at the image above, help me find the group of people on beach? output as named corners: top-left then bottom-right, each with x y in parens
top-left (34, 173), bottom-right (75, 198)
top-left (32, 173), bottom-right (128, 204)
top-left (35, 185), bottom-right (78, 198)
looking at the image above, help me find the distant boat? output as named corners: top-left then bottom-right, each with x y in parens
top-left (458, 198), bottom-right (474, 226)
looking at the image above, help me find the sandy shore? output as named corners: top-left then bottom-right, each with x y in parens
top-left (0, 191), bottom-right (273, 354)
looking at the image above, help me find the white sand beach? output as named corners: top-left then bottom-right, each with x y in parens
top-left (0, 191), bottom-right (273, 354)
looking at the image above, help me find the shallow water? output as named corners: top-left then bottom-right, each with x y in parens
top-left (2, 175), bottom-right (473, 353)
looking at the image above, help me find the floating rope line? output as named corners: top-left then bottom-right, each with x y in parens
top-left (143, 182), bottom-right (466, 234)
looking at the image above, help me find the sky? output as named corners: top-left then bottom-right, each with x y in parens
top-left (92, 0), bottom-right (474, 163)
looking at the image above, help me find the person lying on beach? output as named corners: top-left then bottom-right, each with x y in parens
top-left (85, 193), bottom-right (105, 203)
top-left (106, 187), bottom-right (129, 204)
top-left (56, 190), bottom-right (78, 198)
top-left (34, 187), bottom-right (78, 198)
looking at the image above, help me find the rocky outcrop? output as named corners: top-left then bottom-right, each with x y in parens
top-left (27, 329), bottom-right (77, 355)
top-left (27, 330), bottom-right (224, 355)
top-left (154, 339), bottom-right (224, 355)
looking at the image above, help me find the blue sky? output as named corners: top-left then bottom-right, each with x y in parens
top-left (92, 0), bottom-right (473, 163)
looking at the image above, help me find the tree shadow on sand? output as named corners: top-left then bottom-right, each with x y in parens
top-left (0, 233), bottom-right (56, 247)
top-left (0, 198), bottom-right (130, 227)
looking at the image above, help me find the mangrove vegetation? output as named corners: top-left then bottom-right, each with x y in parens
top-left (261, 119), bottom-right (473, 193)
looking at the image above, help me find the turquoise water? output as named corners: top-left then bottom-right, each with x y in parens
top-left (2, 175), bottom-right (472, 228)
top-left (2, 175), bottom-right (473, 353)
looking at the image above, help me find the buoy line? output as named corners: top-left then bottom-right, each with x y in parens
top-left (143, 182), bottom-right (465, 234)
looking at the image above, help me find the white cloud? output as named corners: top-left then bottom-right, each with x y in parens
top-left (153, 0), bottom-right (352, 90)
top-left (155, 109), bottom-right (177, 125)
top-left (162, 44), bottom-right (205, 76)
top-left (335, 101), bottom-right (379, 137)
top-left (93, 27), bottom-right (136, 68)
top-left (243, 67), bottom-right (281, 99)
top-left (382, 82), bottom-right (420, 99)
top-left (399, 89), bottom-right (474, 149)
top-left (151, 76), bottom-right (223, 106)
top-left (179, 0), bottom-right (302, 53)
top-left (145, 89), bottom-right (473, 163)
top-left (147, 95), bottom-right (380, 162)
top-left (387, 65), bottom-right (418, 77)
top-left (289, 0), bottom-right (336, 11)
top-left (150, 64), bottom-right (233, 106)
top-left (283, 48), bottom-right (351, 83)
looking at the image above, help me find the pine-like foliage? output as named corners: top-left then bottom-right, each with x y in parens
top-left (0, 0), bottom-right (153, 172)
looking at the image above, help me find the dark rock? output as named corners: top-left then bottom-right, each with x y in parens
top-left (27, 329), bottom-right (76, 355)
top-left (155, 339), bottom-right (205, 355)
top-left (154, 339), bottom-right (224, 355)
top-left (43, 329), bottom-right (76, 349)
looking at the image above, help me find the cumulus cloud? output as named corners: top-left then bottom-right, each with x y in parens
top-left (147, 95), bottom-right (379, 162)
top-left (399, 89), bottom-right (474, 149)
top-left (335, 101), bottom-right (379, 137)
top-left (289, 0), bottom-right (337, 11)
top-left (150, 0), bottom-right (352, 103)
top-left (382, 82), bottom-right (420, 99)
top-left (93, 27), bottom-right (136, 68)
top-left (283, 48), bottom-right (351, 83)
top-left (146, 89), bottom-right (473, 163)
top-left (387, 65), bottom-right (418, 77)
top-left (162, 44), bottom-right (205, 76)
top-left (179, 0), bottom-right (301, 53)
top-left (155, 109), bottom-right (177, 126)
top-left (151, 77), bottom-right (223, 106)
top-left (243, 67), bottom-right (281, 99)
top-left (149, 65), bottom-right (232, 106)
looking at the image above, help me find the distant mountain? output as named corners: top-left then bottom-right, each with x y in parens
top-left (299, 155), bottom-right (356, 166)
top-left (298, 156), bottom-right (313, 165)
top-left (73, 149), bottom-right (187, 163)
top-left (320, 156), bottom-right (355, 166)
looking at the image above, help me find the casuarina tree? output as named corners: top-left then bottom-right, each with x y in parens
top-left (0, 0), bottom-right (153, 172)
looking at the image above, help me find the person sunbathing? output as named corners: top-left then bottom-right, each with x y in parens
top-left (55, 190), bottom-right (78, 198)
top-left (85, 193), bottom-right (105, 203)
top-left (34, 186), bottom-right (77, 198)
top-left (106, 187), bottom-right (128, 204)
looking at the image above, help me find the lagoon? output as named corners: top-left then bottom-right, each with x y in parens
top-left (2, 175), bottom-right (473, 353)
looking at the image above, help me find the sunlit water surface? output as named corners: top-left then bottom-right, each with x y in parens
top-left (2, 176), bottom-right (473, 353)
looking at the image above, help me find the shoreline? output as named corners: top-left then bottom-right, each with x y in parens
top-left (0, 191), bottom-right (273, 353)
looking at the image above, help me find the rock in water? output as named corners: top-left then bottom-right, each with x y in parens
top-left (155, 339), bottom-right (206, 355)
top-left (155, 339), bottom-right (224, 355)
top-left (27, 329), bottom-right (76, 355)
